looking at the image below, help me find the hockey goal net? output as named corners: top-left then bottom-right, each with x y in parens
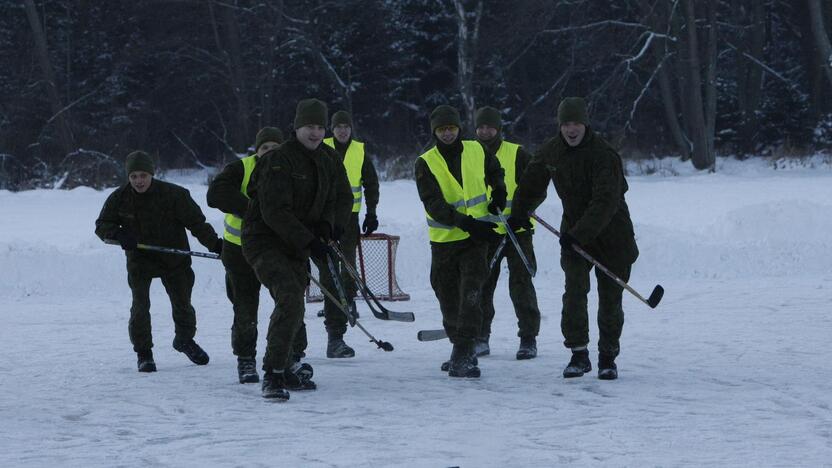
top-left (306, 232), bottom-right (410, 302)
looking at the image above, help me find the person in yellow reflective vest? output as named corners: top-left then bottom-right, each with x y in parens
top-left (414, 105), bottom-right (507, 378)
top-left (474, 106), bottom-right (541, 361)
top-left (208, 127), bottom-right (308, 386)
top-left (318, 110), bottom-right (380, 358)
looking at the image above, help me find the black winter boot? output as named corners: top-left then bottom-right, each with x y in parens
top-left (172, 336), bottom-right (209, 365)
top-left (516, 336), bottom-right (538, 360)
top-left (137, 350), bottom-right (156, 373)
top-left (441, 353), bottom-right (478, 372)
top-left (237, 357), bottom-right (259, 384)
top-left (448, 343), bottom-right (481, 378)
top-left (284, 361), bottom-right (316, 391)
top-left (326, 334), bottom-right (355, 359)
top-left (261, 370), bottom-right (290, 400)
top-left (563, 348), bottom-right (591, 378)
top-left (598, 353), bottom-right (618, 380)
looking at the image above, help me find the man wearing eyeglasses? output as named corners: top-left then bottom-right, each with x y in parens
top-left (414, 105), bottom-right (506, 378)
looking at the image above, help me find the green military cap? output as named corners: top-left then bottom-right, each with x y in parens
top-left (125, 151), bottom-right (154, 175)
top-left (557, 97), bottom-right (589, 125)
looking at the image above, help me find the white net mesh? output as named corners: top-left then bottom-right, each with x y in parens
top-left (305, 232), bottom-right (410, 302)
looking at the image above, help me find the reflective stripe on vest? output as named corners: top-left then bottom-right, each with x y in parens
top-left (223, 155), bottom-right (257, 246)
top-left (419, 141), bottom-right (490, 243)
top-left (492, 141), bottom-right (535, 234)
top-left (324, 137), bottom-right (365, 212)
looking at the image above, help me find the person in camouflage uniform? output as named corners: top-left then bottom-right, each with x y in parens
top-left (474, 106), bottom-right (542, 360)
top-left (207, 127), bottom-right (309, 384)
top-left (415, 104), bottom-right (506, 378)
top-left (315, 110), bottom-right (381, 359)
top-left (242, 99), bottom-right (352, 400)
top-left (510, 97), bottom-right (639, 380)
top-left (95, 151), bottom-right (222, 373)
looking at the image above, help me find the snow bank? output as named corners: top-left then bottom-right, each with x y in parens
top-left (3, 170), bottom-right (832, 299)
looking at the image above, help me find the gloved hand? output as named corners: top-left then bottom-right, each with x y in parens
top-left (459, 216), bottom-right (499, 241)
top-left (487, 188), bottom-right (507, 215)
top-left (506, 215), bottom-right (532, 233)
top-left (559, 232), bottom-right (579, 251)
top-left (332, 224), bottom-right (345, 242)
top-left (308, 237), bottom-right (331, 261)
top-left (314, 221), bottom-right (332, 242)
top-left (115, 228), bottom-right (138, 251)
top-left (362, 213), bottom-right (379, 235)
top-left (209, 238), bottom-right (223, 255)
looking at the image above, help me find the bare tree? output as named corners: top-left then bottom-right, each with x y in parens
top-left (452, 0), bottom-right (483, 131)
top-left (23, 0), bottom-right (74, 157)
top-left (808, 0), bottom-right (832, 88)
top-left (682, 0), bottom-right (716, 170)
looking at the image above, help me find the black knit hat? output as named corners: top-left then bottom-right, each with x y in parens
top-left (255, 127), bottom-right (284, 151)
top-left (293, 98), bottom-right (328, 129)
top-left (475, 106), bottom-right (502, 131)
top-left (430, 105), bottom-right (461, 132)
top-left (125, 151), bottom-right (155, 175)
top-left (331, 110), bottom-right (352, 128)
top-left (557, 97), bottom-right (589, 125)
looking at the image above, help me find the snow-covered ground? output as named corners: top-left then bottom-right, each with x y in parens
top-left (2, 160), bottom-right (832, 467)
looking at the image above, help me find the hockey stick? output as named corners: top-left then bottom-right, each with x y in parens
top-left (417, 329), bottom-right (448, 341)
top-left (530, 213), bottom-right (664, 308)
top-left (497, 213), bottom-right (536, 277)
top-left (488, 236), bottom-right (508, 272)
top-left (105, 239), bottom-right (219, 259)
top-left (308, 273), bottom-right (394, 352)
top-left (328, 243), bottom-right (415, 322)
top-left (325, 253), bottom-right (359, 327)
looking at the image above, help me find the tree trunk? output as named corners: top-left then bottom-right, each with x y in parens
top-left (453, 0), bottom-right (482, 131)
top-left (641, 0), bottom-right (691, 159)
top-left (808, 0), bottom-right (832, 88)
top-left (736, 1), bottom-right (765, 153)
top-left (683, 0), bottom-right (713, 170)
top-left (23, 0), bottom-right (73, 156)
top-left (704, 0), bottom-right (718, 168)
top-left (221, 4), bottom-right (251, 152)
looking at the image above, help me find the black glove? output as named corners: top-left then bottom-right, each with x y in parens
top-left (459, 216), bottom-right (499, 241)
top-left (332, 224), bottom-right (345, 242)
top-left (308, 237), bottom-right (331, 261)
top-left (559, 232), bottom-right (579, 251)
top-left (209, 238), bottom-right (223, 255)
top-left (314, 221), bottom-right (332, 242)
top-left (362, 213), bottom-right (379, 235)
top-left (115, 228), bottom-right (138, 251)
top-left (506, 215), bottom-right (532, 233)
top-left (488, 188), bottom-right (507, 215)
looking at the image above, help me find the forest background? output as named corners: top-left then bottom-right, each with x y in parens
top-left (2, 0), bottom-right (832, 189)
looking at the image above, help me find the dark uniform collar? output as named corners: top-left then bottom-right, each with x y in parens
top-left (477, 135), bottom-right (503, 154)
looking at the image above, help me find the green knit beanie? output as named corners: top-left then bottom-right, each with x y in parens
top-left (331, 110), bottom-right (352, 128)
top-left (125, 151), bottom-right (155, 175)
top-left (475, 106), bottom-right (502, 131)
top-left (255, 127), bottom-right (284, 151)
top-left (293, 98), bottom-right (328, 129)
top-left (430, 105), bottom-right (461, 133)
top-left (557, 97), bottom-right (589, 125)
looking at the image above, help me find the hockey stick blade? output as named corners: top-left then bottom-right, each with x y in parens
top-left (647, 285), bottom-right (664, 308)
top-left (417, 329), bottom-right (448, 341)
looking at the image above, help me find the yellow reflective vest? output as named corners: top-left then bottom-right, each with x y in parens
top-left (492, 140), bottom-right (534, 234)
top-left (324, 137), bottom-right (364, 213)
top-left (418, 140), bottom-right (491, 243)
top-left (222, 155), bottom-right (257, 246)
